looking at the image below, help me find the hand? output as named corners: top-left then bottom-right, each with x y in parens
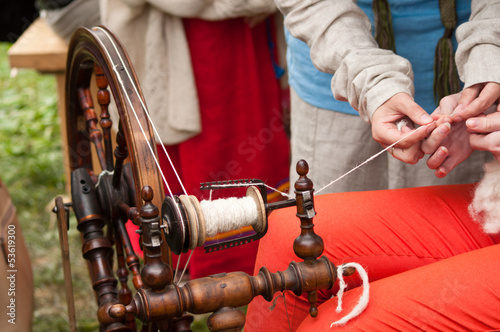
top-left (371, 93), bottom-right (435, 164)
top-left (422, 93), bottom-right (473, 178)
top-left (468, 112), bottom-right (500, 161)
top-left (424, 121), bottom-right (473, 178)
top-left (451, 82), bottom-right (500, 121)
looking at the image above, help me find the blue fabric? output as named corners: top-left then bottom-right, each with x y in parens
top-left (286, 0), bottom-right (471, 115)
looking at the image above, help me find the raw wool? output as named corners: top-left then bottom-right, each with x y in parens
top-left (469, 159), bottom-right (500, 234)
top-left (330, 262), bottom-right (370, 327)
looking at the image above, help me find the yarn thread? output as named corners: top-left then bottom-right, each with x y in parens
top-left (317, 122), bottom-right (431, 194)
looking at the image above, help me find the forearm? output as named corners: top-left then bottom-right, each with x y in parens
top-left (274, 0), bottom-right (414, 121)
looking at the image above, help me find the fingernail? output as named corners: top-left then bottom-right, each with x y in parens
top-left (436, 147), bottom-right (447, 158)
top-left (466, 118), bottom-right (478, 129)
top-left (421, 114), bottom-right (433, 124)
top-left (437, 167), bottom-right (447, 178)
top-left (438, 123), bottom-right (451, 135)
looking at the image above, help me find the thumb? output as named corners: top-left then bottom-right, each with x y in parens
top-left (397, 95), bottom-right (433, 126)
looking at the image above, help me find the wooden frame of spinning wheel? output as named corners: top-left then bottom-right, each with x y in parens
top-left (62, 26), bottom-right (340, 332)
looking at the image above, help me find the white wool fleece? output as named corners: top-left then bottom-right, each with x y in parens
top-left (469, 159), bottom-right (500, 234)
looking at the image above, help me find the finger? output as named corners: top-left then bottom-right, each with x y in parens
top-left (466, 112), bottom-right (500, 134)
top-left (379, 124), bottom-right (433, 149)
top-left (379, 93), bottom-right (433, 126)
top-left (421, 122), bottom-right (451, 154)
top-left (435, 167), bottom-right (448, 178)
top-left (453, 83), bottom-right (500, 121)
top-left (391, 143), bottom-right (424, 164)
top-left (426, 146), bottom-right (448, 170)
top-left (458, 84), bottom-right (482, 106)
top-left (469, 131), bottom-right (500, 153)
top-left (431, 149), bottom-right (468, 178)
top-left (438, 92), bottom-right (461, 115)
top-left (402, 102), bottom-right (434, 127)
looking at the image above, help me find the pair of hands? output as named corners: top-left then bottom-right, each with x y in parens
top-left (371, 82), bottom-right (500, 178)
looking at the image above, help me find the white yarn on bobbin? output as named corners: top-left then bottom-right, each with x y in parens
top-left (200, 196), bottom-right (259, 237)
top-left (330, 262), bottom-right (370, 327)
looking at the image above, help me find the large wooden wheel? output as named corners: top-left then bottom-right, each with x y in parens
top-left (66, 25), bottom-right (164, 211)
top-left (65, 26), bottom-right (169, 331)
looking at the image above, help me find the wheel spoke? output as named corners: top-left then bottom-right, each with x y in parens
top-left (77, 86), bottom-right (108, 171)
top-left (95, 64), bottom-right (114, 171)
top-left (115, 215), bottom-right (143, 290)
top-left (113, 123), bottom-right (128, 189)
top-left (115, 226), bottom-right (137, 330)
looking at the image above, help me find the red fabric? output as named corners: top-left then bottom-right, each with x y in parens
top-left (127, 18), bottom-right (290, 279)
top-left (245, 184), bottom-right (500, 331)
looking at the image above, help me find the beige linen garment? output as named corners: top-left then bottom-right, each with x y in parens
top-left (100, 0), bottom-right (276, 144)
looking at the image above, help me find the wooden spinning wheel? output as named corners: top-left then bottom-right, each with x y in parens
top-left (58, 26), bottom-right (346, 332)
top-left (64, 26), bottom-right (169, 331)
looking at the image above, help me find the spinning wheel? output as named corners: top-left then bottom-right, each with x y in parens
top-left (65, 26), bottom-right (168, 331)
top-left (57, 26), bottom-right (352, 332)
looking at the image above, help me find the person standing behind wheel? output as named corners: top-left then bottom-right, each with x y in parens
top-left (100, 0), bottom-right (291, 279)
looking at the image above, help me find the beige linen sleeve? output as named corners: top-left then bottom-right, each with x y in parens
top-left (455, 0), bottom-right (500, 88)
top-left (274, 0), bottom-right (415, 122)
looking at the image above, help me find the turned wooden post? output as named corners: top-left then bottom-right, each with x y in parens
top-left (293, 159), bottom-right (324, 317)
top-left (71, 168), bottom-right (129, 331)
top-left (139, 186), bottom-right (173, 290)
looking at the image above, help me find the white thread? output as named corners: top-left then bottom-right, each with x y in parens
top-left (200, 197), bottom-right (259, 237)
top-left (95, 170), bottom-right (114, 188)
top-left (317, 123), bottom-right (431, 194)
top-left (173, 254), bottom-right (182, 284)
top-left (330, 262), bottom-right (370, 327)
top-left (176, 249), bottom-right (194, 285)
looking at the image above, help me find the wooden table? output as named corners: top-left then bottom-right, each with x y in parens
top-left (8, 18), bottom-right (71, 191)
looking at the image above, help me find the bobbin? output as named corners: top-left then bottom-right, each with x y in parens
top-left (161, 185), bottom-right (267, 255)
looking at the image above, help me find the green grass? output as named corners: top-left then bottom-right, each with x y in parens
top-left (0, 42), bottom-right (100, 331)
top-left (0, 42), bottom-right (215, 331)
